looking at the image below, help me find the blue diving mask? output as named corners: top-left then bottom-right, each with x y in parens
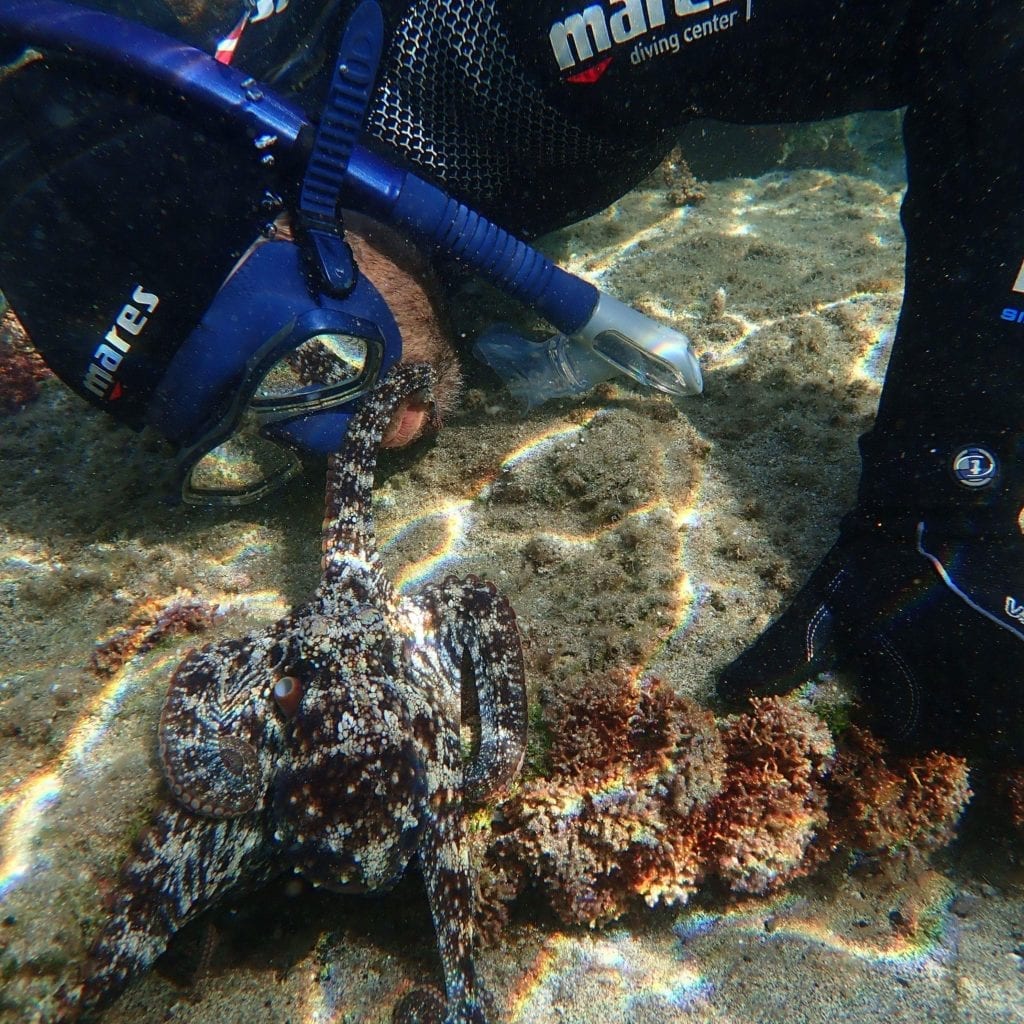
top-left (150, 237), bottom-right (402, 504)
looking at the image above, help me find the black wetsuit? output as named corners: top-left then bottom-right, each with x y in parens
top-left (365, 0), bottom-right (1024, 494)
top-left (364, 0), bottom-right (1024, 468)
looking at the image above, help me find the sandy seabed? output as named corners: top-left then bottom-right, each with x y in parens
top-left (1, 145), bottom-right (1022, 1023)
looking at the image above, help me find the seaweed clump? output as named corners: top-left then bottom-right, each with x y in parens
top-left (477, 673), bottom-right (832, 931)
top-left (699, 693), bottom-right (835, 894)
top-left (91, 590), bottom-right (222, 677)
top-left (0, 307), bottom-right (52, 413)
top-left (1002, 765), bottom-right (1024, 832)
top-left (476, 672), bottom-right (972, 933)
top-left (823, 726), bottom-right (973, 859)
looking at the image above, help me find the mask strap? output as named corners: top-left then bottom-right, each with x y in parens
top-left (296, 0), bottom-right (385, 298)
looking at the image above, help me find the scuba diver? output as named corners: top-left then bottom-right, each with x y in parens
top-left (1, 0), bottom-right (1022, 758)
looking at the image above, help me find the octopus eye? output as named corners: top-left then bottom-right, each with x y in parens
top-left (273, 676), bottom-right (303, 717)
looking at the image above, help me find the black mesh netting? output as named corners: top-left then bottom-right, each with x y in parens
top-left (363, 0), bottom-right (671, 234)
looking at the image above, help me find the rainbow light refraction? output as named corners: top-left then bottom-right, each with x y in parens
top-left (505, 930), bottom-right (712, 1022)
top-left (674, 880), bottom-right (957, 974)
top-left (390, 406), bottom-right (707, 678)
top-left (381, 411), bottom-right (607, 592)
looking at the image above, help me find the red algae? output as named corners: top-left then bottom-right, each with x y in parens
top-left (0, 307), bottom-right (52, 413)
top-left (824, 726), bottom-right (972, 860)
top-left (477, 674), bottom-right (973, 933)
top-left (91, 590), bottom-right (222, 678)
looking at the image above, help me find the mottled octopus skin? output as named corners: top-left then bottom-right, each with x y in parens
top-left (65, 363), bottom-right (527, 1024)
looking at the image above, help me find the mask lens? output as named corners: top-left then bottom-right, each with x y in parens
top-left (252, 332), bottom-right (371, 408)
top-left (181, 329), bottom-right (383, 505)
top-left (184, 412), bottom-right (301, 505)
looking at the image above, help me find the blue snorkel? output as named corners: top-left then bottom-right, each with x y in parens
top-left (0, 0), bottom-right (702, 499)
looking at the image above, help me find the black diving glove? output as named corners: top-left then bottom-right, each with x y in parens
top-left (718, 438), bottom-right (1024, 759)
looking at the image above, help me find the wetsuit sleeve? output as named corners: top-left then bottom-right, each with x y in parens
top-left (870, 0), bottom-right (1024, 438)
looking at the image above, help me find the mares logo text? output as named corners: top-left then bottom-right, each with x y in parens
top-left (549, 0), bottom-right (749, 72)
top-left (82, 285), bottom-right (160, 401)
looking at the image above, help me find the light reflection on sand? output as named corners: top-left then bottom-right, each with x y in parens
top-left (506, 930), bottom-right (712, 1022)
top-left (674, 879), bottom-right (956, 972)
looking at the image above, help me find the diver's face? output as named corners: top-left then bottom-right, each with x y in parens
top-left (347, 225), bottom-right (462, 448)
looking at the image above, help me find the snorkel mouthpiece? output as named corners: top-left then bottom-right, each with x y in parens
top-left (570, 291), bottom-right (702, 397)
top-left (341, 146), bottom-right (703, 399)
top-left (473, 293), bottom-right (702, 412)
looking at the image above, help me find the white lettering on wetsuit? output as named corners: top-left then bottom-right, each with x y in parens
top-left (549, 0), bottom-right (750, 72)
top-left (82, 285), bottom-right (160, 400)
top-left (629, 9), bottom-right (738, 64)
top-left (1006, 596), bottom-right (1024, 625)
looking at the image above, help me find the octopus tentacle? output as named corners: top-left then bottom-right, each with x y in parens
top-left (417, 725), bottom-right (489, 1024)
top-left (68, 807), bottom-right (272, 1018)
top-left (319, 362), bottom-right (435, 592)
top-left (158, 637), bottom-right (276, 817)
top-left (414, 577), bottom-right (528, 802)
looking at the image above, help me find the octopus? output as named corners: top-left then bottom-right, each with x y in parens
top-left (62, 363), bottom-right (528, 1024)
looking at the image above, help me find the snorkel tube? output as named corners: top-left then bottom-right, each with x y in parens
top-left (0, 0), bottom-right (702, 399)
